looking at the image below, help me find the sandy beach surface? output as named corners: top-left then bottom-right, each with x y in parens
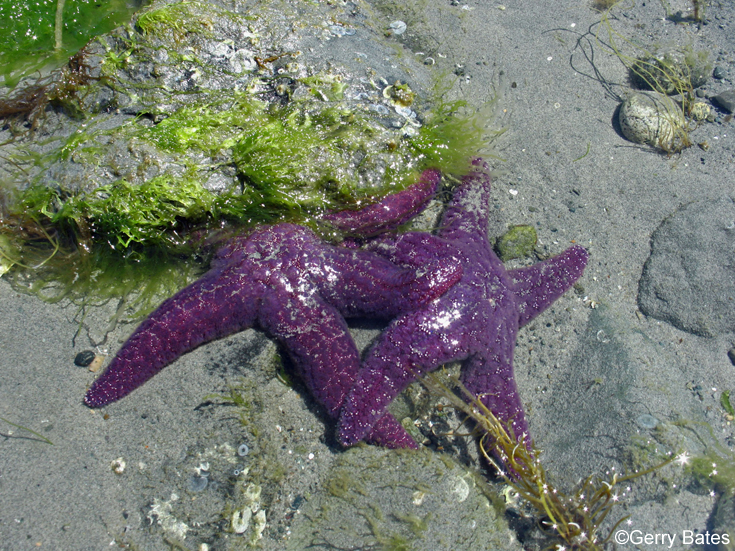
top-left (1, 0), bottom-right (734, 549)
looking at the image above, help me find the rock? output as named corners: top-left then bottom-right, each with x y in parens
top-left (74, 350), bottom-right (96, 367)
top-left (713, 66), bottom-right (727, 79)
top-left (0, 0), bottom-right (441, 208)
top-left (630, 47), bottom-right (712, 94)
top-left (711, 492), bottom-right (735, 550)
top-left (496, 225), bottom-right (537, 261)
top-left (713, 90), bottom-right (735, 113)
top-left (638, 196), bottom-right (735, 337)
top-left (618, 91), bottom-right (688, 152)
top-left (287, 446), bottom-right (520, 550)
top-left (690, 100), bottom-right (711, 120)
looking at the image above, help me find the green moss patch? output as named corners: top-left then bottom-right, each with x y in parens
top-left (496, 225), bottom-right (537, 261)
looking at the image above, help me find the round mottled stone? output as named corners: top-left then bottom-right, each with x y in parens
top-left (638, 196), bottom-right (735, 337)
top-left (619, 92), bottom-right (687, 151)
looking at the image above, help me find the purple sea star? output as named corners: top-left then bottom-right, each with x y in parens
top-left (84, 171), bottom-right (462, 449)
top-left (338, 159), bottom-right (589, 448)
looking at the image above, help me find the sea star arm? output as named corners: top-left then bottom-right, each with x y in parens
top-left (438, 159), bottom-right (493, 242)
top-left (84, 223), bottom-right (422, 448)
top-left (257, 289), bottom-right (417, 449)
top-left (84, 265), bottom-right (262, 407)
top-left (338, 293), bottom-right (473, 446)
top-left (459, 351), bottom-right (530, 447)
top-left (363, 232), bottom-right (461, 268)
top-left (509, 244), bottom-right (589, 327)
top-left (319, 246), bottom-right (462, 318)
top-left (323, 169), bottom-right (440, 235)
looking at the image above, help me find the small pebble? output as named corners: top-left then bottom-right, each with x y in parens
top-left (388, 20), bottom-right (407, 35)
top-left (189, 474), bottom-right (208, 492)
top-left (727, 348), bottom-right (735, 366)
top-left (290, 495), bottom-right (305, 510)
top-left (88, 355), bottom-right (104, 373)
top-left (636, 414), bottom-right (659, 429)
top-left (111, 458), bottom-right (126, 474)
top-left (329, 25), bottom-right (355, 37)
top-left (74, 350), bottom-right (96, 367)
top-left (713, 66), bottom-right (726, 79)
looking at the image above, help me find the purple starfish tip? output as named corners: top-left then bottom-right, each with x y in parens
top-left (324, 169), bottom-right (440, 235)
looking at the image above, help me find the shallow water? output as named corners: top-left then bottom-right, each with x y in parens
top-left (1, 0), bottom-right (148, 87)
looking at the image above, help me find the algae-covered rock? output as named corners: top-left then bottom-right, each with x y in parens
top-left (287, 446), bottom-right (520, 550)
top-left (0, 0), bottom-right (499, 304)
top-left (631, 47), bottom-right (712, 95)
top-left (496, 225), bottom-right (537, 261)
top-left (0, 0), bottom-right (490, 251)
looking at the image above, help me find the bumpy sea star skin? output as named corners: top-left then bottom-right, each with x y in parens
top-left (323, 169), bottom-right (440, 236)
top-left (338, 159), bottom-right (589, 448)
top-left (84, 179), bottom-right (462, 448)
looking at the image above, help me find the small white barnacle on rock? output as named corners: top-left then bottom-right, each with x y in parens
top-left (110, 457), bottom-right (126, 474)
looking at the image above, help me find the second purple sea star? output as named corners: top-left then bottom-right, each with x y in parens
top-left (338, 159), bottom-right (589, 449)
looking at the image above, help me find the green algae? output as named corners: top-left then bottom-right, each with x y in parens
top-left (136, 1), bottom-right (220, 41)
top-left (495, 224), bottom-right (537, 261)
top-left (721, 390), bottom-right (734, 417)
top-left (690, 451), bottom-right (735, 498)
top-left (0, 415), bottom-right (53, 445)
top-left (54, 175), bottom-right (277, 249)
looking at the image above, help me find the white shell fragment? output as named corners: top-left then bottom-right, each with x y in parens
top-left (231, 483), bottom-right (264, 537)
top-left (231, 507), bottom-right (252, 534)
top-left (252, 509), bottom-right (267, 540)
top-left (110, 457), bottom-right (126, 474)
top-left (618, 91), bottom-right (688, 151)
top-left (388, 20), bottom-right (407, 35)
top-left (450, 475), bottom-right (471, 503)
